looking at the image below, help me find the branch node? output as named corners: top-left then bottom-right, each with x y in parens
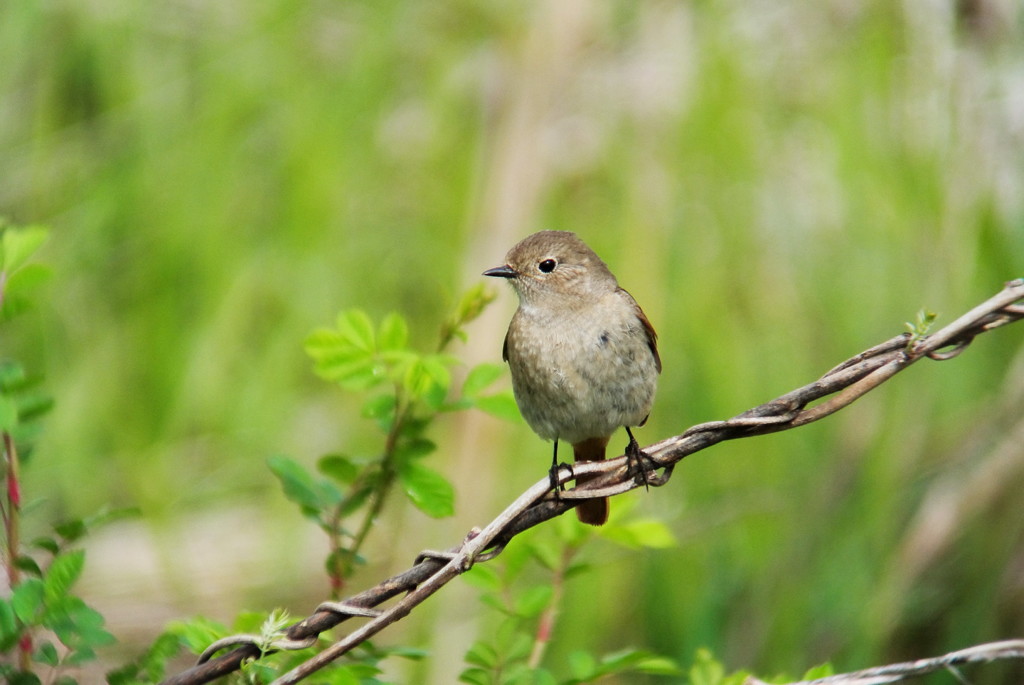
top-left (197, 635), bottom-right (317, 665)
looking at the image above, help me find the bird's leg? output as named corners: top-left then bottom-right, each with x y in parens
top-left (625, 427), bottom-right (654, 490)
top-left (549, 439), bottom-right (572, 497)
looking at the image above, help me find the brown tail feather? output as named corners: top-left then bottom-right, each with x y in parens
top-left (572, 436), bottom-right (610, 526)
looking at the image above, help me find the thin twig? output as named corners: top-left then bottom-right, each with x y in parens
top-left (746, 639), bottom-right (1024, 684)
top-left (161, 278), bottom-right (1024, 685)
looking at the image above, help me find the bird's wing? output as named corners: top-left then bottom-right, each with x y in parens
top-left (620, 288), bottom-right (661, 373)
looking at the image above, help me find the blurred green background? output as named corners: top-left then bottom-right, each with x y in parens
top-left (2, 0), bottom-right (1024, 682)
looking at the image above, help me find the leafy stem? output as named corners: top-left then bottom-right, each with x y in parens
top-left (526, 544), bottom-right (573, 670)
top-left (338, 389), bottom-right (410, 593)
top-left (274, 285), bottom-right (516, 597)
top-left (1, 431), bottom-right (29, 671)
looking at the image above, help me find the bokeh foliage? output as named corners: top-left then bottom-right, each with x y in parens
top-left (1, 0), bottom-right (1023, 682)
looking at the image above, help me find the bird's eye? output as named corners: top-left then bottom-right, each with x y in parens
top-left (538, 259), bottom-right (557, 273)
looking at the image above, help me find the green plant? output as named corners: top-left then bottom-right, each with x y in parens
top-left (905, 308), bottom-right (938, 344)
top-left (0, 221), bottom-right (120, 682)
top-left (270, 283), bottom-right (517, 597)
top-left (459, 509), bottom-right (682, 685)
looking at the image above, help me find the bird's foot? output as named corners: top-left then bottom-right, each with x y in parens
top-left (625, 428), bottom-right (656, 490)
top-left (549, 461), bottom-right (574, 498)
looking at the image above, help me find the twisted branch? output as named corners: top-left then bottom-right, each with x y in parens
top-left (161, 278), bottom-right (1024, 685)
top-left (748, 639), bottom-right (1024, 684)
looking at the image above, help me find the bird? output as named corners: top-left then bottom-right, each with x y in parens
top-left (483, 230), bottom-right (661, 525)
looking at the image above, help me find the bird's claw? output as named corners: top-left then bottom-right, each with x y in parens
top-left (548, 461), bottom-right (575, 497)
top-left (625, 428), bottom-right (655, 490)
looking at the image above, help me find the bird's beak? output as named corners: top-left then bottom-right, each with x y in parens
top-left (483, 265), bottom-right (517, 279)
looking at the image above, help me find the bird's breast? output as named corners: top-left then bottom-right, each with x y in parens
top-left (504, 303), bottom-right (658, 443)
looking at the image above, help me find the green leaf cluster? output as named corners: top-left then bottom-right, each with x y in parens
top-left (904, 308), bottom-right (938, 343)
top-left (123, 291), bottom-right (515, 682)
top-left (0, 360), bottom-right (53, 458)
top-left (683, 647), bottom-right (834, 685)
top-left (460, 518), bottom-right (682, 685)
top-left (273, 293), bottom-right (514, 594)
top-left (306, 310), bottom-right (452, 403)
top-left (0, 221), bottom-right (121, 684)
top-left (0, 547), bottom-right (116, 679)
top-left (114, 611), bottom-right (427, 685)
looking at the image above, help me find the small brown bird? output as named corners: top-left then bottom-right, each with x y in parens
top-left (484, 230), bottom-right (661, 525)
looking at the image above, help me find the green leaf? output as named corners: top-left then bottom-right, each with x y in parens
top-left (421, 376), bottom-right (449, 410)
top-left (137, 631), bottom-right (185, 682)
top-left (104, 663), bottom-right (141, 685)
top-left (1, 225), bottom-right (49, 273)
top-left (529, 669), bottom-right (558, 685)
top-left (42, 595), bottom-right (114, 649)
top-left (378, 312), bottom-right (409, 351)
top-left (689, 648), bottom-right (726, 685)
top-left (635, 655), bottom-right (685, 675)
top-left (527, 537), bottom-right (561, 572)
top-left (7, 671), bottom-right (42, 685)
top-left (343, 361), bottom-right (389, 390)
top-left (81, 506), bottom-right (141, 533)
top-left (380, 644), bottom-right (428, 660)
top-left (393, 437), bottom-right (436, 463)
top-left (457, 283), bottom-right (496, 323)
top-left (398, 462), bottom-right (454, 518)
top-left (461, 565), bottom-right (502, 592)
top-left (166, 616), bottom-right (229, 654)
top-left (336, 310), bottom-right (376, 352)
top-left (568, 650), bottom-right (597, 680)
top-left (421, 355), bottom-right (452, 390)
top-left (14, 392), bottom-right (54, 424)
top-left (320, 356), bottom-right (386, 391)
top-left (502, 664), bottom-right (539, 685)
top-left (361, 394), bottom-right (397, 427)
top-left (317, 666), bottom-right (362, 685)
top-left (593, 649), bottom-right (682, 678)
top-left (494, 617), bottom-right (531, 658)
top-left (0, 244), bottom-right (48, 319)
top-left (464, 641), bottom-right (499, 669)
top-left (462, 363), bottom-right (505, 397)
top-left (601, 518), bottom-right (677, 550)
top-left (0, 600), bottom-right (18, 643)
top-left (479, 592), bottom-right (505, 613)
top-left (267, 455), bottom-right (339, 511)
top-left (802, 663), bottom-right (835, 679)
top-left (338, 662), bottom-right (383, 678)
top-left (458, 667), bottom-right (491, 685)
top-left (0, 395), bottom-right (18, 432)
top-left (304, 327), bottom-right (347, 358)
top-left (14, 556), bottom-right (42, 578)
top-left (401, 356), bottom-right (432, 399)
top-left (513, 585), bottom-right (552, 618)
top-left (54, 518), bottom-right (87, 542)
top-left (33, 641), bottom-right (59, 666)
top-left (905, 308), bottom-right (937, 340)
top-left (305, 325), bottom-right (384, 389)
top-left (473, 392), bottom-right (521, 422)
top-left (5, 264), bottom-right (52, 299)
top-left (317, 454), bottom-right (360, 484)
top-left (11, 578), bottom-right (45, 623)
top-left (44, 550), bottom-right (85, 602)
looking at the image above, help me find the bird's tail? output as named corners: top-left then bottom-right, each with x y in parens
top-left (572, 436), bottom-right (610, 526)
